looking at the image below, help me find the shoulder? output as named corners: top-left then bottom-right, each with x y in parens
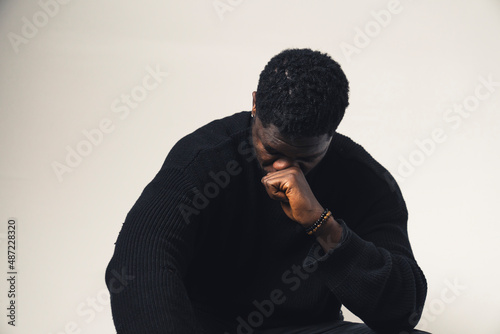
top-left (328, 133), bottom-right (386, 174)
top-left (324, 132), bottom-right (407, 213)
top-left (160, 111), bottom-right (251, 173)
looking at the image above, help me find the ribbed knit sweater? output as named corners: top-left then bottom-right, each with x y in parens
top-left (105, 111), bottom-right (427, 334)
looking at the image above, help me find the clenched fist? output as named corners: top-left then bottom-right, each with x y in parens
top-left (261, 166), bottom-right (324, 227)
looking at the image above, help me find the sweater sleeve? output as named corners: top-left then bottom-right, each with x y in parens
top-left (304, 199), bottom-right (427, 332)
top-left (105, 167), bottom-right (205, 334)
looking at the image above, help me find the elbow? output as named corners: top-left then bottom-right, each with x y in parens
top-left (362, 256), bottom-right (428, 332)
top-left (366, 273), bottom-right (428, 332)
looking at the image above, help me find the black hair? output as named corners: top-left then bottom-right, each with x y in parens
top-left (255, 48), bottom-right (349, 138)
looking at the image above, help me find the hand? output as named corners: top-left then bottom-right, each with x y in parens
top-left (261, 167), bottom-right (324, 227)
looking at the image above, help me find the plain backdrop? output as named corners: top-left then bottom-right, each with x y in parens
top-left (1, 0), bottom-right (499, 333)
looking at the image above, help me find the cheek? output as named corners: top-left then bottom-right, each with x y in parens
top-left (303, 158), bottom-right (324, 175)
top-left (259, 153), bottom-right (275, 166)
top-left (253, 145), bottom-right (273, 166)
top-left (254, 150), bottom-right (278, 174)
top-left (252, 148), bottom-right (269, 171)
top-left (299, 163), bottom-right (313, 175)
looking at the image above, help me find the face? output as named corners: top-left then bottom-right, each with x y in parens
top-left (251, 116), bottom-right (332, 176)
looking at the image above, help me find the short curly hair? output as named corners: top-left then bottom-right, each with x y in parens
top-left (255, 48), bottom-right (349, 138)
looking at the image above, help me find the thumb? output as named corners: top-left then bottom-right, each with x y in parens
top-left (269, 185), bottom-right (289, 202)
top-left (262, 179), bottom-right (289, 202)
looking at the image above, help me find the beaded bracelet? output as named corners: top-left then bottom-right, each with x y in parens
top-left (305, 209), bottom-right (332, 235)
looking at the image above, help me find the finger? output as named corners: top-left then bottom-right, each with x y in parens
top-left (261, 167), bottom-right (298, 181)
top-left (264, 183), bottom-right (289, 202)
top-left (261, 178), bottom-right (289, 202)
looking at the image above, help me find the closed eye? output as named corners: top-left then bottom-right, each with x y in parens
top-left (263, 144), bottom-right (280, 155)
top-left (263, 144), bottom-right (324, 163)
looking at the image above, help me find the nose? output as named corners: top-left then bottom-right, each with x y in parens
top-left (272, 158), bottom-right (298, 171)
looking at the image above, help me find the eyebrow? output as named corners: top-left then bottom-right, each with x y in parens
top-left (263, 144), bottom-right (326, 160)
top-left (263, 144), bottom-right (279, 154)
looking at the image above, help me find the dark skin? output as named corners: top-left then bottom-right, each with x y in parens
top-left (251, 91), bottom-right (343, 252)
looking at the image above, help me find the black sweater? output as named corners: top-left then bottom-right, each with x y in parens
top-left (105, 112), bottom-right (427, 333)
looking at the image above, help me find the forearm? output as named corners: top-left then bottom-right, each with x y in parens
top-left (106, 169), bottom-right (205, 333)
top-left (106, 255), bottom-right (202, 334)
top-left (312, 215), bottom-right (343, 252)
top-left (307, 221), bottom-right (427, 331)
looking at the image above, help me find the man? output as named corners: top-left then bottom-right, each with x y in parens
top-left (106, 49), bottom-right (428, 333)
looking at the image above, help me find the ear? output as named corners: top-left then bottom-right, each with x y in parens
top-left (252, 91), bottom-right (257, 117)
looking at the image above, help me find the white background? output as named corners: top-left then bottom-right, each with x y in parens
top-left (1, 0), bottom-right (499, 333)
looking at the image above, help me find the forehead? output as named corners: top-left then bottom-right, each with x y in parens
top-left (254, 117), bottom-right (331, 153)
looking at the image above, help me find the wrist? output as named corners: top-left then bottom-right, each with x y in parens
top-left (302, 204), bottom-right (326, 228)
top-left (305, 208), bottom-right (331, 235)
top-left (313, 216), bottom-right (342, 248)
